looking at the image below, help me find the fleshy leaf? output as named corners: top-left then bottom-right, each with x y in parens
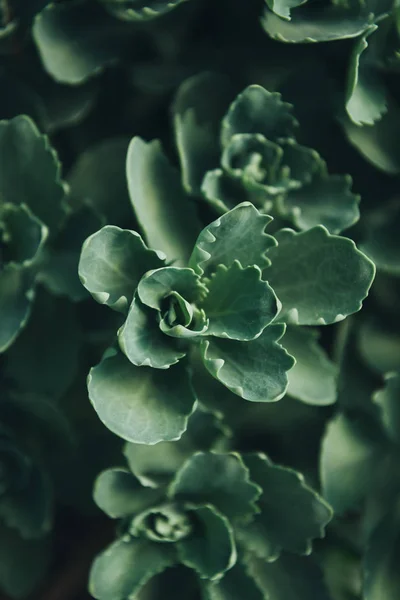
top-left (346, 25), bottom-right (387, 126)
top-left (373, 372), bottom-right (400, 444)
top-left (266, 0), bottom-right (308, 20)
top-left (261, 5), bottom-right (373, 43)
top-left (87, 351), bottom-right (196, 444)
top-left (281, 326), bottom-right (337, 405)
top-left (100, 0), bottom-right (188, 21)
top-left (0, 265), bottom-right (34, 353)
top-left (137, 267), bottom-right (206, 310)
top-left (199, 261), bottom-right (279, 341)
top-left (0, 115), bottom-right (65, 230)
top-left (126, 137), bottom-right (201, 264)
top-left (118, 296), bottom-right (185, 369)
top-left (246, 552), bottom-right (332, 600)
top-left (201, 169), bottom-right (272, 213)
top-left (221, 86), bottom-right (298, 147)
top-left (93, 468), bottom-right (161, 518)
top-left (89, 537), bottom-right (176, 600)
top-left (203, 561), bottom-right (265, 600)
top-left (238, 454), bottom-right (332, 560)
top-left (79, 225), bottom-right (164, 313)
top-left (169, 452), bottom-right (261, 522)
top-left (279, 172), bottom-right (360, 233)
top-left (265, 226), bottom-right (375, 325)
top-left (189, 203), bottom-right (276, 277)
top-left (173, 72), bottom-right (237, 194)
top-left (361, 201), bottom-right (400, 276)
top-left (0, 203), bottom-right (48, 267)
top-left (124, 406), bottom-right (229, 487)
top-left (320, 414), bottom-right (386, 514)
top-left (364, 506), bottom-right (400, 600)
top-left (200, 325), bottom-right (295, 402)
top-left (33, 0), bottom-right (132, 85)
top-left (178, 505), bottom-right (236, 580)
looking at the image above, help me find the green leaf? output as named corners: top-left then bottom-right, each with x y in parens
top-left (138, 267), bottom-right (206, 310)
top-left (0, 265), bottom-right (34, 353)
top-left (203, 561), bottom-right (265, 600)
top-left (173, 72), bottom-right (237, 194)
top-left (238, 454), bottom-right (332, 561)
top-left (0, 115), bottom-right (65, 231)
top-left (169, 452), bottom-right (261, 522)
top-left (178, 505), bottom-right (236, 580)
top-left (79, 225), bottom-right (164, 313)
top-left (124, 406), bottom-right (229, 487)
top-left (279, 172), bottom-right (360, 234)
top-left (320, 414), bottom-right (386, 514)
top-left (189, 203), bottom-right (276, 277)
top-left (281, 326), bottom-right (337, 405)
top-left (373, 372), bottom-right (400, 444)
top-left (265, 227), bottom-right (375, 325)
top-left (341, 99), bottom-right (400, 175)
top-left (221, 86), bottom-right (298, 147)
top-left (118, 296), bottom-right (185, 368)
top-left (266, 0), bottom-right (308, 20)
top-left (94, 468), bottom-right (161, 518)
top-left (89, 537), bottom-right (176, 600)
top-left (0, 203), bottom-right (48, 267)
top-left (346, 25), bottom-right (387, 126)
top-left (364, 506), bottom-right (400, 600)
top-left (246, 552), bottom-right (332, 600)
top-left (4, 289), bottom-right (80, 401)
top-left (88, 351), bottom-right (196, 444)
top-left (33, 0), bottom-right (132, 85)
top-left (67, 137), bottom-right (132, 228)
top-left (201, 169), bottom-right (272, 213)
top-left (261, 5), bottom-right (373, 43)
top-left (0, 522), bottom-right (50, 599)
top-left (100, 0), bottom-right (188, 21)
top-left (199, 262), bottom-right (279, 341)
top-left (361, 202), bottom-right (400, 276)
top-left (126, 137), bottom-right (201, 264)
top-left (200, 325), bottom-right (295, 402)
top-left (38, 206), bottom-right (104, 302)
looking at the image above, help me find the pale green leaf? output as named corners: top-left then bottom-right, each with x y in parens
top-left (281, 326), bottom-right (337, 405)
top-left (200, 325), bottom-right (295, 402)
top-left (118, 296), bottom-right (185, 369)
top-left (189, 203), bottom-right (276, 277)
top-left (266, 0), bottom-right (308, 20)
top-left (137, 267), bottom-right (206, 310)
top-left (79, 225), bottom-right (164, 313)
top-left (265, 226), bottom-right (375, 325)
top-left (373, 372), bottom-right (400, 444)
top-left (199, 262), bottom-right (279, 341)
top-left (88, 351), bottom-right (196, 444)
top-left (0, 203), bottom-right (48, 267)
top-left (126, 137), bottom-right (201, 264)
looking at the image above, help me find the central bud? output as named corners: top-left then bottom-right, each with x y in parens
top-left (131, 503), bottom-right (193, 543)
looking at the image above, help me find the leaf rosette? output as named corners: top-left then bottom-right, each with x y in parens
top-left (90, 450), bottom-right (332, 600)
top-left (174, 81), bottom-right (360, 234)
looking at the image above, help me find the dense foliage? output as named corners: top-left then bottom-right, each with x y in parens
top-left (1, 0), bottom-right (400, 599)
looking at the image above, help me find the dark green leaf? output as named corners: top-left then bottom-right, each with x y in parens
top-left (170, 452), bottom-right (260, 522)
top-left (373, 372), bottom-right (400, 444)
top-left (238, 453), bottom-right (332, 560)
top-left (89, 537), bottom-right (176, 600)
top-left (203, 561), bottom-right (265, 600)
top-left (101, 0), bottom-right (188, 21)
top-left (88, 351), bottom-right (196, 444)
top-left (0, 203), bottom-right (48, 266)
top-left (0, 265), bottom-right (34, 353)
top-left (178, 504), bottom-right (236, 580)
